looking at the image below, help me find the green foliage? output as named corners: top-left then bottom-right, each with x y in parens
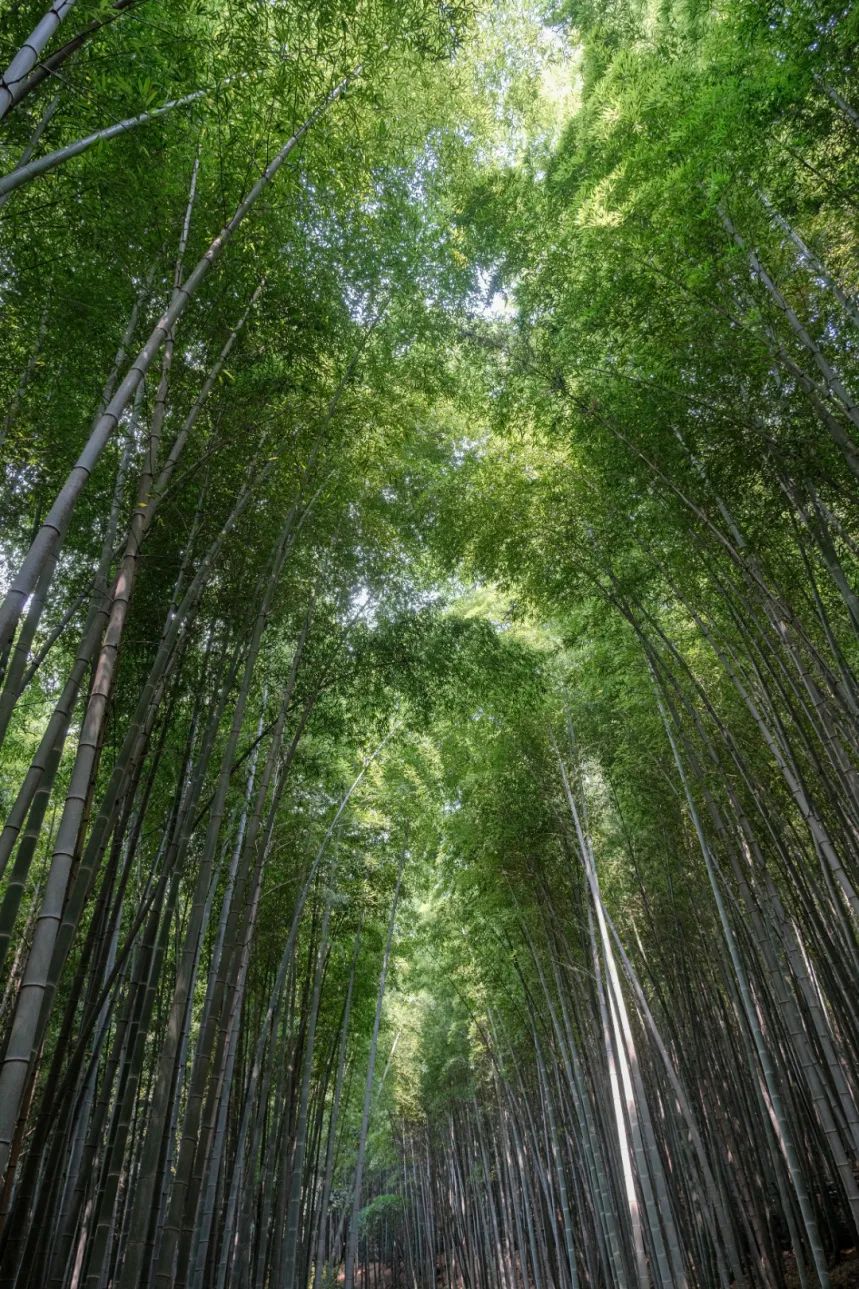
top-left (0, 0), bottom-right (857, 1280)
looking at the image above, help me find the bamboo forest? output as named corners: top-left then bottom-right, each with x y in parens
top-left (2, 0), bottom-right (859, 1285)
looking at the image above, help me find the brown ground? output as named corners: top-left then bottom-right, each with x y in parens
top-left (734, 1249), bottom-right (859, 1288)
top-left (343, 1250), bottom-right (859, 1287)
top-left (338, 1267), bottom-right (396, 1286)
top-left (828, 1252), bottom-right (859, 1287)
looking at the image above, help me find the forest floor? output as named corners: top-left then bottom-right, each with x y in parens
top-left (799, 1251), bottom-right (859, 1287)
top-left (825, 1254), bottom-right (859, 1287)
top-left (344, 1251), bottom-right (859, 1287)
top-left (340, 1267), bottom-right (395, 1286)
top-left (732, 1249), bottom-right (859, 1288)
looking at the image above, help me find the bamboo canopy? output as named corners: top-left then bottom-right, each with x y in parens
top-left (0, 0), bottom-right (857, 1285)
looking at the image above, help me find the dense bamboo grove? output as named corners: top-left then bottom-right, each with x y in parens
top-left (0, 0), bottom-right (857, 1285)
